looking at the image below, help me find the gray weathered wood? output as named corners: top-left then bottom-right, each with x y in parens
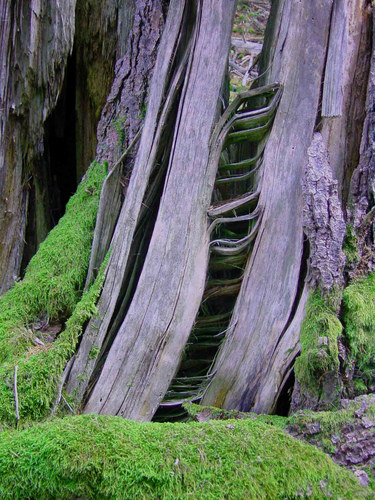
top-left (202, 0), bottom-right (334, 413)
top-left (66, 0), bottom-right (188, 403)
top-left (322, 0), bottom-right (347, 117)
top-left (82, 0), bottom-right (237, 420)
top-left (0, 0), bottom-right (137, 296)
top-left (321, 0), bottom-right (371, 195)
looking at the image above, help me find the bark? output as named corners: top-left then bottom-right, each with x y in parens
top-left (0, 0), bottom-right (76, 295)
top-left (74, 0), bottom-right (136, 179)
top-left (303, 133), bottom-right (346, 290)
top-left (202, 0), bottom-right (334, 413)
top-left (0, 0), bottom-right (137, 296)
top-left (85, 0), bottom-right (165, 286)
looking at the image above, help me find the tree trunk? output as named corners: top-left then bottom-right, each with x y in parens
top-left (67, 0), bottom-right (237, 421)
top-left (202, 0), bottom-right (334, 412)
top-left (0, 0), bottom-right (374, 427)
top-left (0, 0), bottom-right (136, 296)
top-left (0, 0), bottom-right (76, 295)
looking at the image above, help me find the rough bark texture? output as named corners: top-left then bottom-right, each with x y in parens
top-left (202, 0), bottom-right (334, 413)
top-left (95, 0), bottom-right (164, 166)
top-left (0, 0), bottom-right (76, 295)
top-left (74, 0), bottom-right (136, 179)
top-left (85, 0), bottom-right (165, 286)
top-left (303, 133), bottom-right (346, 290)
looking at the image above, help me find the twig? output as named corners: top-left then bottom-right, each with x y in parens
top-left (14, 365), bottom-right (19, 421)
top-left (62, 394), bottom-right (74, 414)
top-left (32, 336), bottom-right (45, 346)
top-left (51, 357), bottom-right (74, 416)
top-left (111, 125), bottom-right (143, 172)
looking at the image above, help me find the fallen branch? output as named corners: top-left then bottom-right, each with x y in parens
top-left (231, 39), bottom-right (263, 54)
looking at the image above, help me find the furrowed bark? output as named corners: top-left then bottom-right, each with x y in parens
top-left (74, 0), bottom-right (137, 179)
top-left (69, 0), bottom-right (237, 420)
top-left (202, 0), bottom-right (334, 413)
top-left (85, 0), bottom-right (165, 286)
top-left (303, 133), bottom-right (346, 291)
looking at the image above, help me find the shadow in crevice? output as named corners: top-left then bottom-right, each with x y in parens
top-left (21, 51), bottom-right (78, 274)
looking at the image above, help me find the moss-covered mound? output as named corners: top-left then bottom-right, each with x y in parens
top-left (0, 162), bottom-right (107, 425)
top-left (0, 414), bottom-right (367, 499)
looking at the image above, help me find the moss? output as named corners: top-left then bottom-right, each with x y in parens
top-left (112, 116), bottom-right (127, 151)
top-left (287, 398), bottom-right (375, 480)
top-left (343, 271), bottom-right (375, 389)
top-left (89, 345), bottom-right (100, 360)
top-left (0, 414), bottom-right (367, 499)
top-left (184, 403), bottom-right (287, 429)
top-left (0, 162), bottom-right (107, 426)
top-left (294, 290), bottom-right (342, 397)
top-left (343, 224), bottom-right (360, 268)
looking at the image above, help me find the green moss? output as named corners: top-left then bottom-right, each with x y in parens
top-left (0, 414), bottom-right (367, 499)
top-left (343, 224), bottom-right (360, 268)
top-left (184, 403), bottom-right (287, 429)
top-left (287, 398), bottom-right (374, 471)
top-left (0, 162), bottom-right (107, 425)
top-left (112, 116), bottom-right (127, 151)
top-left (343, 272), bottom-right (375, 389)
top-left (89, 345), bottom-right (100, 360)
top-left (295, 290), bottom-right (342, 397)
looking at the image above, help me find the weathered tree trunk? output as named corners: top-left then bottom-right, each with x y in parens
top-left (201, 0), bottom-right (334, 412)
top-left (1, 0), bottom-right (375, 427)
top-left (0, 0), bottom-right (76, 295)
top-left (67, 0), bottom-right (237, 421)
top-left (0, 0), bottom-right (136, 296)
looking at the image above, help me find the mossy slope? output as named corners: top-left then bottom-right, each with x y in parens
top-left (294, 289), bottom-right (342, 406)
top-left (0, 162), bottom-right (107, 425)
top-left (0, 414), bottom-right (367, 499)
top-left (343, 272), bottom-right (375, 390)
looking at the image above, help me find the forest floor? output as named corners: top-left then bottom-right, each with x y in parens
top-left (230, 0), bottom-right (270, 98)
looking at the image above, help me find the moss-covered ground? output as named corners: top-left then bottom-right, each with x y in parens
top-left (0, 162), bottom-right (107, 426)
top-left (0, 414), bottom-right (368, 499)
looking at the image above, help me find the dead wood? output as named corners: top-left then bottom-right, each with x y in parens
top-left (202, 0), bottom-right (334, 414)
